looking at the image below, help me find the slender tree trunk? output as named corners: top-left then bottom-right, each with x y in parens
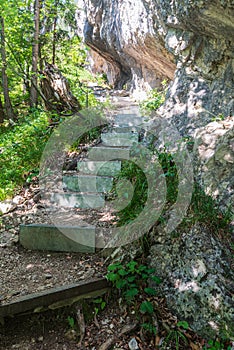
top-left (52, 13), bottom-right (58, 65)
top-left (0, 16), bottom-right (16, 121)
top-left (30, 0), bottom-right (40, 108)
top-left (0, 95), bottom-right (5, 123)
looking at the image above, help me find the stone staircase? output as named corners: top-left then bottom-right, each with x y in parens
top-left (20, 112), bottom-right (147, 253)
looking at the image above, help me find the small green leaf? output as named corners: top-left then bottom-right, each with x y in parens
top-left (140, 301), bottom-right (154, 314)
top-left (144, 287), bottom-right (157, 296)
top-left (93, 298), bottom-right (102, 304)
top-left (67, 316), bottom-right (75, 328)
top-left (124, 288), bottom-right (138, 300)
top-left (177, 320), bottom-right (189, 330)
top-left (127, 276), bottom-right (136, 283)
top-left (126, 261), bottom-right (138, 271)
top-left (101, 301), bottom-right (106, 310)
top-left (116, 279), bottom-right (127, 289)
top-left (118, 269), bottom-right (128, 276)
top-left (107, 263), bottom-right (122, 271)
top-left (106, 272), bottom-right (119, 282)
top-left (141, 322), bottom-right (157, 335)
top-left (151, 276), bottom-right (161, 284)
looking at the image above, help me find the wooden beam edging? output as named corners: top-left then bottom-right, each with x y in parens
top-left (0, 278), bottom-right (110, 319)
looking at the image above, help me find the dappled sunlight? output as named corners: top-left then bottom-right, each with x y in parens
top-left (174, 279), bottom-right (200, 293)
top-left (209, 295), bottom-right (221, 311)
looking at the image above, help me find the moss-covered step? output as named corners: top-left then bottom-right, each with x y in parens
top-left (101, 132), bottom-right (138, 146)
top-left (63, 175), bottom-right (113, 193)
top-left (51, 192), bottom-right (105, 208)
top-left (20, 224), bottom-right (96, 253)
top-left (88, 146), bottom-right (130, 161)
top-left (77, 160), bottom-right (121, 176)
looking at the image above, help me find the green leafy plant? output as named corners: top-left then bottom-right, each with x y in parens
top-left (156, 149), bottom-right (178, 204)
top-left (140, 80), bottom-right (168, 112)
top-left (67, 316), bottom-right (75, 329)
top-left (142, 322), bottom-right (157, 335)
top-left (109, 159), bottom-right (148, 225)
top-left (0, 109), bottom-right (51, 200)
top-left (203, 339), bottom-right (232, 350)
top-left (155, 150), bottom-right (231, 235)
top-left (107, 260), bottom-right (160, 303)
top-left (107, 260), bottom-right (162, 341)
top-left (92, 297), bottom-right (106, 316)
top-left (161, 321), bottom-right (189, 350)
top-left (107, 260), bottom-right (161, 338)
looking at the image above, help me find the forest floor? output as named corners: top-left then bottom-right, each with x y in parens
top-left (0, 172), bottom-right (205, 350)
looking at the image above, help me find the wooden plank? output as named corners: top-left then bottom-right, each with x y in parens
top-left (0, 278), bottom-right (110, 318)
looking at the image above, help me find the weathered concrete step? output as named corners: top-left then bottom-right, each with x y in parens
top-left (63, 175), bottom-right (113, 193)
top-left (88, 146), bottom-right (130, 161)
top-left (51, 192), bottom-right (105, 208)
top-left (114, 114), bottom-right (145, 127)
top-left (101, 132), bottom-right (138, 146)
top-left (116, 106), bottom-right (140, 114)
top-left (111, 126), bottom-right (140, 133)
top-left (77, 160), bottom-right (121, 176)
top-left (20, 224), bottom-right (95, 253)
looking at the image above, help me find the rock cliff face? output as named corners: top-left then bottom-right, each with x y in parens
top-left (80, 0), bottom-right (176, 90)
top-left (78, 0), bottom-right (234, 340)
top-left (80, 0), bottom-right (233, 213)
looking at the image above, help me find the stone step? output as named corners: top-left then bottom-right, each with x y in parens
top-left (20, 224), bottom-right (95, 253)
top-left (116, 106), bottom-right (140, 114)
top-left (51, 192), bottom-right (105, 208)
top-left (101, 132), bottom-right (138, 146)
top-left (114, 114), bottom-right (145, 127)
top-left (77, 160), bottom-right (121, 176)
top-left (111, 126), bottom-right (140, 133)
top-left (88, 146), bottom-right (130, 161)
top-left (63, 175), bottom-right (113, 193)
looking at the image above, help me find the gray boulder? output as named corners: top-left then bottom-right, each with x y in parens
top-left (149, 223), bottom-right (234, 339)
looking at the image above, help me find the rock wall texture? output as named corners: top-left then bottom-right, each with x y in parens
top-left (78, 0), bottom-right (234, 340)
top-left (79, 0), bottom-right (233, 214)
top-left (79, 0), bottom-right (176, 90)
top-left (150, 223), bottom-right (234, 340)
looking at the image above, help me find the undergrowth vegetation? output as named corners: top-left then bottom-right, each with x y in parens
top-left (0, 101), bottom-right (108, 201)
top-left (107, 260), bottom-right (161, 339)
top-left (140, 80), bottom-right (168, 113)
top-left (0, 109), bottom-right (50, 200)
top-left (106, 145), bottom-right (232, 348)
top-left (112, 147), bottom-right (231, 234)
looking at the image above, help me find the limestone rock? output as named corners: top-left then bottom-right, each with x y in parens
top-left (194, 116), bottom-right (234, 216)
top-left (149, 223), bottom-right (234, 339)
top-left (78, 0), bottom-right (175, 89)
top-left (79, 0), bottom-right (233, 212)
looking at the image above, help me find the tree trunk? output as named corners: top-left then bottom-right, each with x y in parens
top-left (0, 95), bottom-right (5, 123)
top-left (41, 62), bottom-right (81, 114)
top-left (52, 2), bottom-right (58, 65)
top-left (30, 0), bottom-right (40, 108)
top-left (0, 16), bottom-right (16, 121)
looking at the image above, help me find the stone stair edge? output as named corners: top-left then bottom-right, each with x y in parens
top-left (20, 223), bottom-right (96, 229)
